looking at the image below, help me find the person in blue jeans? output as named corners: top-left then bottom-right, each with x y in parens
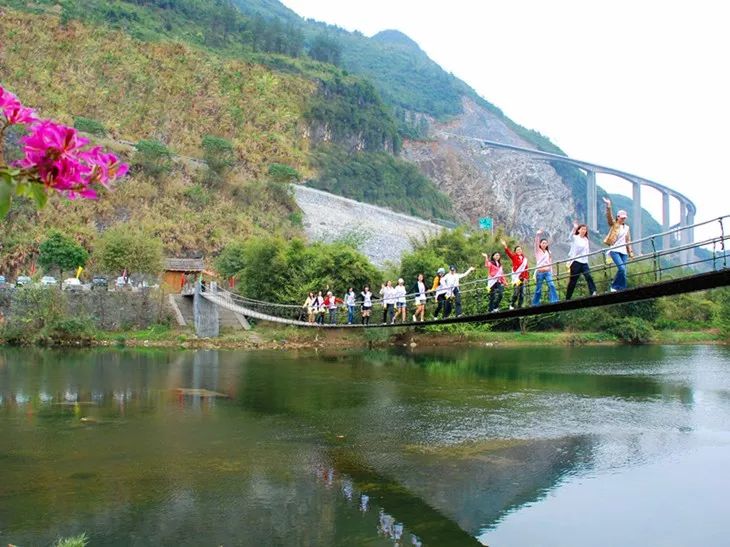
top-left (344, 287), bottom-right (357, 325)
top-left (532, 229), bottom-right (559, 305)
top-left (602, 197), bottom-right (634, 291)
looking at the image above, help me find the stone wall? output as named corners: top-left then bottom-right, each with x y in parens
top-left (0, 288), bottom-right (168, 331)
top-left (292, 185), bottom-right (444, 267)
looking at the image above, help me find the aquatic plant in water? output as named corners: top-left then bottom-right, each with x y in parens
top-left (0, 84), bottom-right (128, 215)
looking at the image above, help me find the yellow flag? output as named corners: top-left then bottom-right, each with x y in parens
top-left (75, 266), bottom-right (83, 279)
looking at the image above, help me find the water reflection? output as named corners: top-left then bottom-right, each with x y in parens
top-left (1, 345), bottom-right (729, 546)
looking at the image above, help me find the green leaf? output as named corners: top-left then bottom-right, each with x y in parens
top-left (14, 181), bottom-right (29, 197)
top-left (0, 182), bottom-right (12, 218)
top-left (29, 183), bottom-right (49, 209)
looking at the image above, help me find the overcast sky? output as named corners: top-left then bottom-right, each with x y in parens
top-left (281, 0), bottom-right (729, 230)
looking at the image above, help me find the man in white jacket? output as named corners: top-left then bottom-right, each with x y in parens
top-left (442, 265), bottom-right (475, 318)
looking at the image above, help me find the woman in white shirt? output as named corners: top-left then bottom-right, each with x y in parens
top-left (379, 281), bottom-right (395, 324)
top-left (345, 287), bottom-right (357, 325)
top-left (565, 221), bottom-right (597, 300)
top-left (361, 286), bottom-right (373, 325)
top-left (393, 278), bottom-right (407, 324)
top-left (411, 273), bottom-right (427, 322)
top-left (602, 197), bottom-right (634, 291)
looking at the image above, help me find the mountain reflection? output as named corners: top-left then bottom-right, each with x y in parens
top-left (0, 345), bottom-right (714, 546)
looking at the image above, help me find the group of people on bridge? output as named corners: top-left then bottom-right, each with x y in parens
top-left (302, 199), bottom-right (634, 325)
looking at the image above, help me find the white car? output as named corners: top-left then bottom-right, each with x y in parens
top-left (62, 277), bottom-right (83, 291)
top-left (115, 276), bottom-right (128, 289)
top-left (40, 275), bottom-right (58, 286)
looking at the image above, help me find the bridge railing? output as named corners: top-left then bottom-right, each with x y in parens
top-left (204, 215), bottom-right (730, 327)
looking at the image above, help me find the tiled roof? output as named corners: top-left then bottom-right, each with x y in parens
top-left (164, 258), bottom-right (205, 272)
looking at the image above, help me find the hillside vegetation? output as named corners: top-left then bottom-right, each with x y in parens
top-left (1, 0), bottom-right (455, 216)
top-left (0, 8), bottom-right (313, 273)
top-left (0, 9), bottom-right (311, 167)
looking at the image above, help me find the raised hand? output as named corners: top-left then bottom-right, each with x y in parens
top-left (500, 239), bottom-right (507, 247)
top-left (602, 197), bottom-right (611, 205)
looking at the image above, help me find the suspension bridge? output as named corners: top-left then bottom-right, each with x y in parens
top-left (192, 216), bottom-right (730, 335)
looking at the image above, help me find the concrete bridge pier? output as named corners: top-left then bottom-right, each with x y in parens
top-left (662, 191), bottom-right (671, 250)
top-left (679, 202), bottom-right (689, 264)
top-left (585, 170), bottom-right (598, 232)
top-left (632, 181), bottom-right (643, 253)
top-left (193, 282), bottom-right (219, 338)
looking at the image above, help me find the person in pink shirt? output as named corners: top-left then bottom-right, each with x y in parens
top-left (501, 239), bottom-right (529, 309)
top-left (482, 251), bottom-right (506, 312)
top-left (532, 229), bottom-right (559, 306)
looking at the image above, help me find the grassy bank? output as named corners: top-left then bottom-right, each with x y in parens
top-left (82, 324), bottom-right (723, 351)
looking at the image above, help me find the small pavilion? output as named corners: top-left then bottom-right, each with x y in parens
top-left (162, 258), bottom-right (205, 294)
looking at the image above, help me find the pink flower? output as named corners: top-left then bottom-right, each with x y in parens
top-left (21, 120), bottom-right (90, 162)
top-left (17, 119), bottom-right (128, 199)
top-left (0, 85), bottom-right (37, 125)
top-left (78, 146), bottom-right (128, 186)
top-left (2, 86), bottom-right (128, 202)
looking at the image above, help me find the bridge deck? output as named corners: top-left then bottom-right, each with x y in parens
top-left (201, 269), bottom-right (730, 329)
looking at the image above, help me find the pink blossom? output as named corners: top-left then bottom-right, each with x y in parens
top-left (21, 120), bottom-right (90, 162)
top-left (17, 119), bottom-right (127, 198)
top-left (0, 85), bottom-right (37, 125)
top-left (79, 146), bottom-right (128, 186)
top-left (2, 86), bottom-right (128, 202)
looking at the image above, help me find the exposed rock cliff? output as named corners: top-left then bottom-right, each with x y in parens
top-left (402, 97), bottom-right (575, 240)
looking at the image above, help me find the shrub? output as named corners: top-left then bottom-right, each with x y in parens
top-left (202, 135), bottom-right (235, 175)
top-left (45, 317), bottom-right (95, 345)
top-left (133, 139), bottom-right (172, 176)
top-left (183, 183), bottom-right (211, 210)
top-left (73, 116), bottom-right (107, 137)
top-left (0, 286), bottom-right (67, 345)
top-left (715, 288), bottom-right (730, 341)
top-left (267, 163), bottom-right (300, 182)
top-left (605, 317), bottom-right (655, 345)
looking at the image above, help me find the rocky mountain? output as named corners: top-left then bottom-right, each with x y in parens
top-left (402, 97), bottom-right (575, 239)
top-left (224, 5), bottom-right (602, 239)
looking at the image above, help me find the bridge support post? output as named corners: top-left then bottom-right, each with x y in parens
top-left (194, 282), bottom-right (219, 338)
top-left (686, 209), bottom-right (695, 264)
top-left (679, 201), bottom-right (689, 264)
top-left (585, 170), bottom-right (597, 232)
top-left (632, 181), bottom-right (643, 253)
top-left (662, 191), bottom-right (671, 251)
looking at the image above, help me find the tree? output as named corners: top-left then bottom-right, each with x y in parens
top-left (202, 135), bottom-right (235, 174)
top-left (95, 225), bottom-right (163, 276)
top-left (38, 230), bottom-right (89, 277)
top-left (218, 236), bottom-right (382, 303)
top-left (215, 241), bottom-right (247, 280)
top-left (309, 34), bottom-right (342, 66)
top-left (132, 139), bottom-right (172, 177)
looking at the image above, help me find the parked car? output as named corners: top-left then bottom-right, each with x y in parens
top-left (40, 275), bottom-right (58, 287)
top-left (91, 276), bottom-right (108, 290)
top-left (62, 278), bottom-right (83, 291)
top-left (16, 275), bottom-right (32, 287)
top-left (0, 275), bottom-right (6, 288)
top-left (115, 276), bottom-right (127, 289)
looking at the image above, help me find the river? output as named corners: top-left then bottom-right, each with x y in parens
top-left (1, 345), bottom-right (729, 546)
